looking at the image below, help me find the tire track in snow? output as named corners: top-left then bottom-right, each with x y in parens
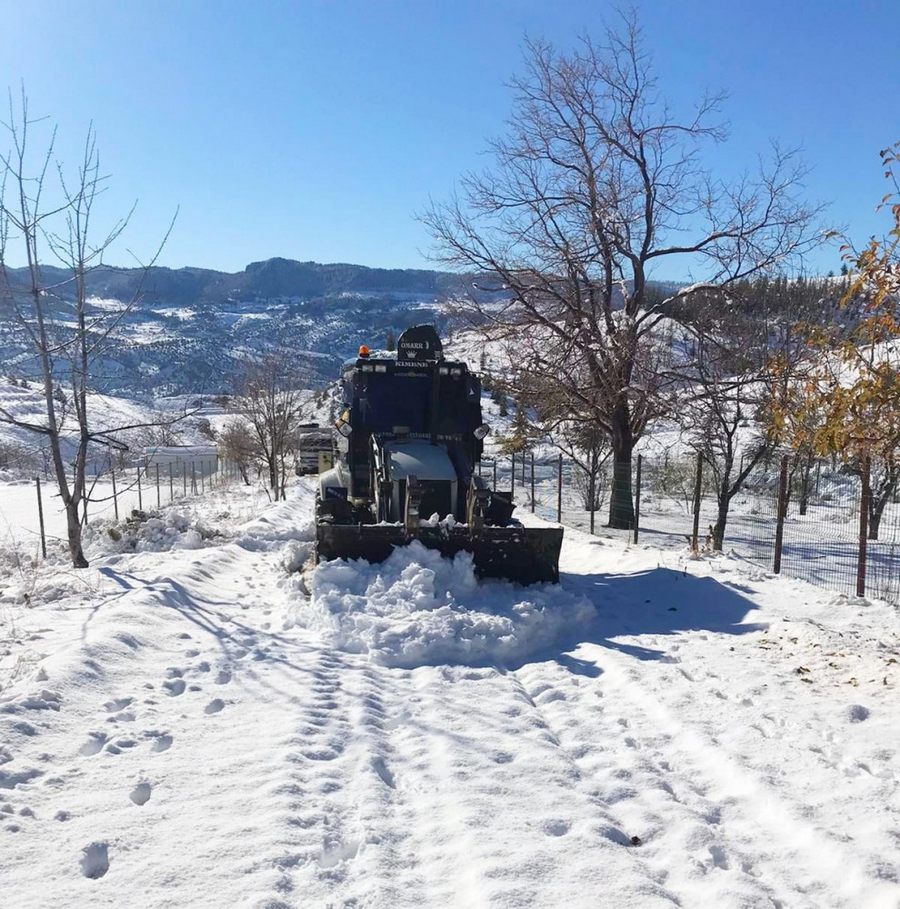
top-left (513, 651), bottom-right (899, 909)
top-left (263, 648), bottom-right (428, 907)
top-left (377, 664), bottom-right (677, 908)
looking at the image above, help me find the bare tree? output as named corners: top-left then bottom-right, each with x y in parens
top-left (554, 419), bottom-right (610, 513)
top-left (233, 355), bottom-right (308, 499)
top-left (0, 91), bottom-right (176, 566)
top-left (219, 419), bottom-right (257, 486)
top-left (675, 305), bottom-right (774, 550)
top-left (425, 15), bottom-right (823, 527)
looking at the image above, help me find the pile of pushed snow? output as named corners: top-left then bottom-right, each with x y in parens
top-left (299, 541), bottom-right (594, 668)
top-left (86, 510), bottom-right (209, 556)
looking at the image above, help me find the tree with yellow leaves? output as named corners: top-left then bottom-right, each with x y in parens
top-left (770, 142), bottom-right (900, 537)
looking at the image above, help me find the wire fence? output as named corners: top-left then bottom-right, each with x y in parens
top-left (8, 446), bottom-right (896, 606)
top-left (480, 450), bottom-right (900, 606)
top-left (1, 458), bottom-right (246, 557)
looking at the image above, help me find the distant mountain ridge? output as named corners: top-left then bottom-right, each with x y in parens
top-left (0, 257), bottom-right (466, 397)
top-left (1, 256), bottom-right (457, 307)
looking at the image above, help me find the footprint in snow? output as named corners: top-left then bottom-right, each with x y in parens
top-left (151, 734), bottom-right (173, 753)
top-left (163, 679), bottom-right (186, 697)
top-left (130, 782), bottom-right (152, 806)
top-left (708, 844), bottom-right (729, 870)
top-left (79, 733), bottom-right (108, 757)
top-left (80, 842), bottom-right (109, 879)
top-left (371, 757), bottom-right (395, 788)
top-left (204, 699), bottom-right (225, 715)
top-left (542, 819), bottom-right (571, 837)
top-left (103, 697), bottom-right (133, 713)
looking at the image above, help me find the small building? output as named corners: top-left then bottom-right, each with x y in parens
top-left (140, 445), bottom-right (219, 479)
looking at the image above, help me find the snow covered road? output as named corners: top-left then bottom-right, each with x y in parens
top-left (2, 482), bottom-right (899, 908)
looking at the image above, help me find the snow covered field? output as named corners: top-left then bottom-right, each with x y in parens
top-left (1, 480), bottom-right (899, 908)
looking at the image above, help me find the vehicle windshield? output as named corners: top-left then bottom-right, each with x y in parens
top-left (353, 370), bottom-right (470, 435)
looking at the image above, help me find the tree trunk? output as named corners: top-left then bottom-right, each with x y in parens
top-left (608, 403), bottom-right (635, 529)
top-left (869, 512), bottom-right (881, 541)
top-left (868, 472), bottom-right (896, 541)
top-left (712, 498), bottom-right (729, 551)
top-left (799, 453), bottom-right (813, 516)
top-left (869, 492), bottom-right (889, 540)
top-left (65, 500), bottom-right (89, 568)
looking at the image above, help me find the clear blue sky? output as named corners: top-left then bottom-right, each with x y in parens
top-left (2, 0), bottom-right (898, 277)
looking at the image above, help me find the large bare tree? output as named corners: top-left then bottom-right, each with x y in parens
top-left (425, 15), bottom-right (823, 527)
top-left (0, 92), bottom-right (176, 566)
top-left (232, 355), bottom-right (309, 499)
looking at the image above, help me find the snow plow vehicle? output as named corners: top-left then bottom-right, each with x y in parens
top-left (315, 325), bottom-right (563, 584)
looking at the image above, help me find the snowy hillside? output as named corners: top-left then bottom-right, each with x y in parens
top-left (0, 378), bottom-right (222, 479)
top-left (0, 258), bottom-right (460, 396)
top-left (1, 478), bottom-right (899, 908)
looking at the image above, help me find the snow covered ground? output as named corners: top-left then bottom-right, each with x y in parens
top-left (1, 480), bottom-right (899, 908)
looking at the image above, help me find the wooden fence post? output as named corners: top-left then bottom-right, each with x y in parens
top-left (111, 465), bottom-right (119, 521)
top-left (857, 455), bottom-right (870, 598)
top-left (35, 477), bottom-right (47, 559)
top-left (773, 454), bottom-right (789, 574)
top-left (557, 453), bottom-right (563, 524)
top-left (530, 452), bottom-right (535, 513)
top-left (633, 454), bottom-right (642, 545)
top-left (589, 469), bottom-right (596, 535)
top-left (691, 451), bottom-right (703, 551)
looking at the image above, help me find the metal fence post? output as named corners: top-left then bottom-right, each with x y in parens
top-left (691, 451), bottom-right (703, 551)
top-left (511, 453), bottom-right (516, 495)
top-left (156, 464), bottom-right (161, 507)
top-left (111, 464), bottom-right (119, 521)
top-left (589, 469), bottom-right (596, 535)
top-left (201, 463), bottom-right (205, 493)
top-left (857, 455), bottom-right (870, 597)
top-left (493, 458), bottom-right (497, 490)
top-left (773, 454), bottom-right (789, 574)
top-left (183, 461), bottom-right (187, 494)
top-left (530, 452), bottom-right (535, 513)
top-left (35, 477), bottom-right (47, 559)
top-left (634, 453), bottom-right (642, 545)
top-left (169, 463), bottom-right (174, 502)
top-left (137, 467), bottom-right (143, 512)
top-left (191, 462), bottom-right (197, 495)
top-left (557, 453), bottom-right (563, 524)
